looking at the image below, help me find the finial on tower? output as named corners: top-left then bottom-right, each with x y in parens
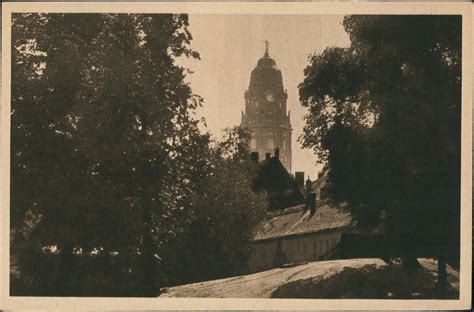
top-left (263, 39), bottom-right (269, 57)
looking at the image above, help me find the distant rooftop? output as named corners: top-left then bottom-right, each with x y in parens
top-left (253, 203), bottom-right (351, 242)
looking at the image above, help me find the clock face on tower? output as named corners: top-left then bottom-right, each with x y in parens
top-left (266, 93), bottom-right (275, 103)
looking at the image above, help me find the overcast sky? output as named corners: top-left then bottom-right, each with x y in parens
top-left (178, 14), bottom-right (350, 179)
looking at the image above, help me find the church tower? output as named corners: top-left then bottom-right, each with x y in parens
top-left (241, 41), bottom-right (292, 172)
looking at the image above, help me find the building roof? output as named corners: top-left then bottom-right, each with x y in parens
top-left (299, 166), bottom-right (329, 197)
top-left (253, 203), bottom-right (351, 242)
top-left (252, 153), bottom-right (304, 211)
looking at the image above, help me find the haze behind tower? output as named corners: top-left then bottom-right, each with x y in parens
top-left (179, 14), bottom-right (350, 179)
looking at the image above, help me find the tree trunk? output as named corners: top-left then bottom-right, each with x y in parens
top-left (58, 242), bottom-right (74, 295)
top-left (437, 255), bottom-right (448, 298)
top-left (401, 256), bottom-right (422, 271)
top-left (141, 203), bottom-right (160, 297)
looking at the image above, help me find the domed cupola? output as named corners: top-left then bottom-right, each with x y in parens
top-left (248, 43), bottom-right (284, 96)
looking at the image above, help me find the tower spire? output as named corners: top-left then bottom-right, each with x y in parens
top-left (263, 39), bottom-right (269, 57)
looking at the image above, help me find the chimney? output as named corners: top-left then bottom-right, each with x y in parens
top-left (305, 176), bottom-right (312, 193)
top-left (265, 152), bottom-right (271, 160)
top-left (295, 172), bottom-right (304, 188)
top-left (305, 177), bottom-right (312, 210)
top-left (274, 147), bottom-right (280, 160)
top-left (250, 152), bottom-right (259, 163)
top-left (309, 193), bottom-right (316, 215)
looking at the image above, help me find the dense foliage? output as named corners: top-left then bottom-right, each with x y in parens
top-left (11, 13), bottom-right (266, 296)
top-left (299, 15), bottom-right (461, 296)
top-left (161, 127), bottom-right (267, 285)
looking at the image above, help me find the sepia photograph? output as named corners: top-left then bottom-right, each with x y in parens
top-left (1, 2), bottom-right (472, 310)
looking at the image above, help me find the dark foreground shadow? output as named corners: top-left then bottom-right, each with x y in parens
top-left (271, 263), bottom-right (459, 299)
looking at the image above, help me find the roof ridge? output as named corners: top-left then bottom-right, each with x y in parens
top-left (267, 204), bottom-right (305, 217)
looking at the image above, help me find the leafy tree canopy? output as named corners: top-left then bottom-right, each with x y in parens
top-left (299, 15), bottom-right (461, 265)
top-left (161, 127), bottom-right (267, 285)
top-left (11, 13), bottom-right (266, 296)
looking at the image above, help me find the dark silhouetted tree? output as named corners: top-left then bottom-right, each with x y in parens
top-left (160, 127), bottom-right (267, 285)
top-left (12, 13), bottom-right (268, 296)
top-left (11, 13), bottom-right (207, 296)
top-left (299, 15), bottom-right (461, 298)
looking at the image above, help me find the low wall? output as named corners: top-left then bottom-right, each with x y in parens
top-left (248, 229), bottom-right (344, 273)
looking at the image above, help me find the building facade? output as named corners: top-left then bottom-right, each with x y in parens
top-left (241, 42), bottom-right (292, 172)
top-left (248, 203), bottom-right (351, 273)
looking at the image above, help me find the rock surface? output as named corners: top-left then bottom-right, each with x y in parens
top-left (160, 258), bottom-right (459, 298)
